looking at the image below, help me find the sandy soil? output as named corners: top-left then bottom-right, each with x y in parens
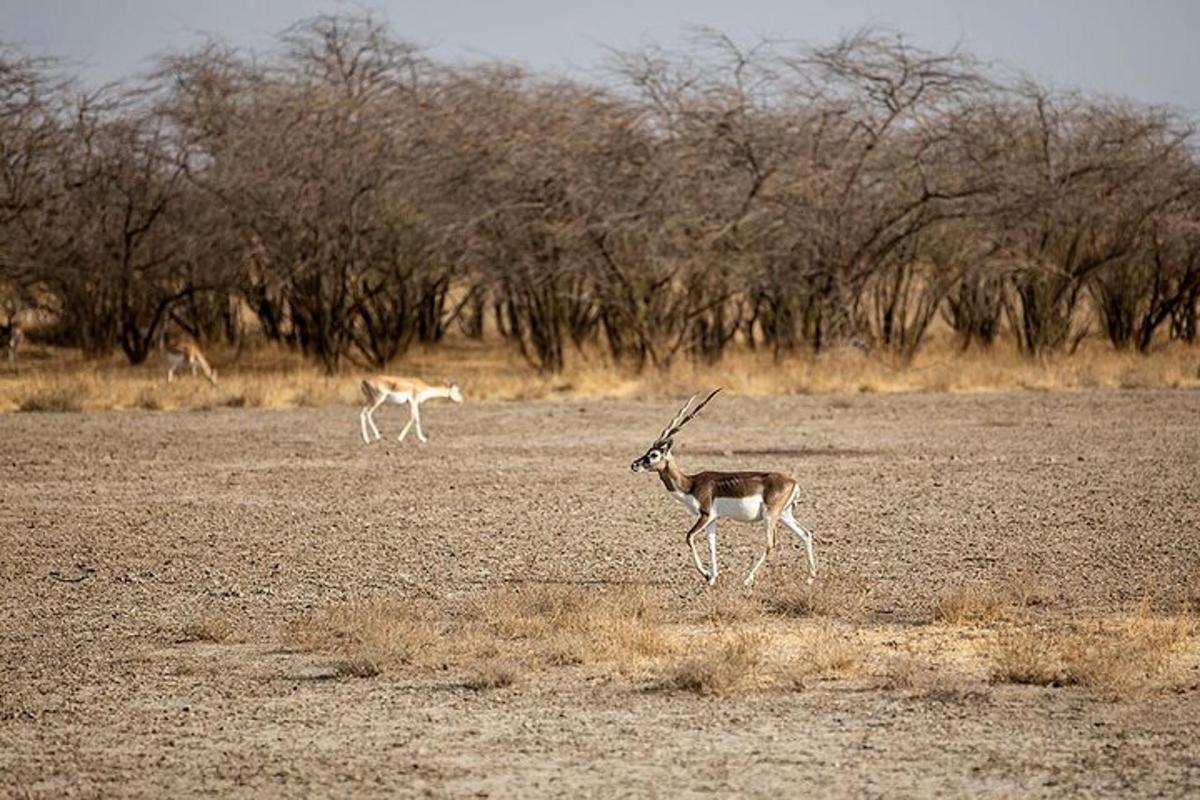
top-left (2, 390), bottom-right (1199, 797)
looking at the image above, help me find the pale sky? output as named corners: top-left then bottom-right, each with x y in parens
top-left (2, 0), bottom-right (1198, 113)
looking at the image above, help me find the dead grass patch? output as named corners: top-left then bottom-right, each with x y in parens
top-left (286, 598), bottom-right (437, 676)
top-left (469, 584), bottom-right (674, 672)
top-left (780, 624), bottom-right (863, 688)
top-left (663, 630), bottom-right (768, 696)
top-left (694, 581), bottom-right (766, 625)
top-left (661, 622), bottom-right (862, 695)
top-left (329, 655), bottom-right (383, 678)
top-left (463, 660), bottom-right (521, 690)
top-left (768, 571), bottom-right (872, 620)
top-left (916, 675), bottom-right (991, 704)
top-left (879, 647), bottom-right (989, 702)
top-left (286, 586), bottom-right (676, 681)
top-left (990, 610), bottom-right (1195, 698)
top-left (935, 583), bottom-right (1019, 624)
top-left (17, 383), bottom-right (85, 412)
top-left (934, 574), bottom-right (1057, 624)
top-left (134, 387), bottom-right (163, 410)
top-left (880, 648), bottom-right (927, 691)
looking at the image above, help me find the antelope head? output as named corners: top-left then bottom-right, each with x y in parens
top-left (630, 388), bottom-right (721, 473)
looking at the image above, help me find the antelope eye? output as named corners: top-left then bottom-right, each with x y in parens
top-left (648, 450), bottom-right (662, 462)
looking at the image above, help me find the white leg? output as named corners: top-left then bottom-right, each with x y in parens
top-left (686, 513), bottom-right (714, 583)
top-left (397, 403), bottom-right (414, 442)
top-left (363, 396), bottom-right (386, 443)
top-left (744, 516), bottom-right (778, 587)
top-left (367, 401), bottom-right (384, 440)
top-left (706, 521), bottom-right (718, 586)
top-left (412, 402), bottom-right (427, 443)
top-left (359, 407), bottom-right (372, 444)
top-left (780, 511), bottom-right (817, 581)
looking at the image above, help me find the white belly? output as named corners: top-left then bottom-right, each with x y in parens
top-left (713, 495), bottom-right (766, 522)
top-left (670, 491), bottom-right (765, 523)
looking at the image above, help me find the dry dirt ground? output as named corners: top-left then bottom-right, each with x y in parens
top-left (2, 390), bottom-right (1200, 797)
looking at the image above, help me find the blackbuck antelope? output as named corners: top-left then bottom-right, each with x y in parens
top-left (631, 389), bottom-right (817, 587)
top-left (165, 338), bottom-right (218, 385)
top-left (359, 376), bottom-right (463, 445)
top-left (0, 322), bottom-right (23, 365)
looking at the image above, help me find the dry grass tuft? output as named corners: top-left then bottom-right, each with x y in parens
top-left (663, 630), bottom-right (768, 696)
top-left (180, 613), bottom-right (237, 643)
top-left (463, 660), bottom-right (521, 691)
top-left (471, 584), bottom-right (674, 672)
top-left (662, 622), bottom-right (861, 695)
top-left (134, 387), bottom-right (163, 410)
top-left (990, 609), bottom-right (1195, 697)
top-left (991, 628), bottom-right (1063, 686)
top-left (287, 598), bottom-right (437, 676)
top-left (768, 571), bottom-right (872, 620)
top-left (935, 583), bottom-right (1020, 624)
top-left (878, 647), bottom-right (989, 702)
top-left (880, 649), bottom-right (927, 691)
top-left (694, 581), bottom-right (766, 625)
top-left (329, 655), bottom-right (383, 678)
top-left (780, 624), bottom-right (863, 688)
top-left (18, 383), bottom-right (85, 412)
top-left (919, 676), bottom-right (992, 704)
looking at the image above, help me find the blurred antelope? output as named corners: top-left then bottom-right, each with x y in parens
top-left (165, 337), bottom-right (218, 385)
top-left (359, 376), bottom-right (463, 444)
top-left (631, 389), bottom-right (817, 587)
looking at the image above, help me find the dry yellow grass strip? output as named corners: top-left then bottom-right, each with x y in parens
top-left (3, 336), bottom-right (1200, 412)
top-left (279, 587), bottom-right (1199, 701)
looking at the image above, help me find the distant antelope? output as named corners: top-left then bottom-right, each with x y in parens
top-left (0, 322), bottom-right (22, 365)
top-left (165, 337), bottom-right (218, 385)
top-left (631, 389), bottom-right (817, 587)
top-left (359, 376), bottom-right (463, 444)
